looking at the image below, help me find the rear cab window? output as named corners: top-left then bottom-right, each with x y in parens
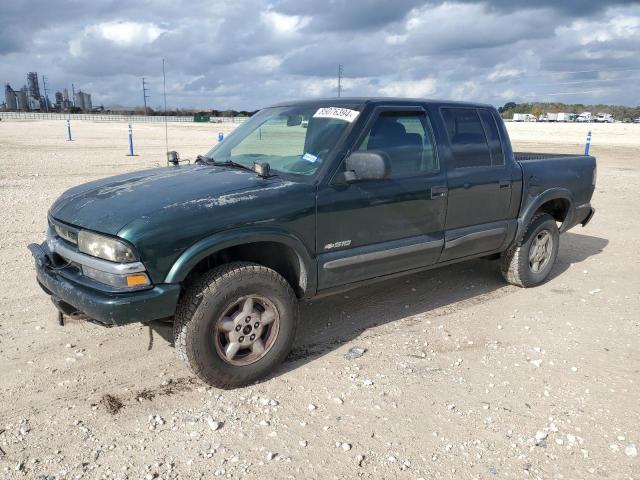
top-left (478, 109), bottom-right (505, 166)
top-left (441, 107), bottom-right (505, 168)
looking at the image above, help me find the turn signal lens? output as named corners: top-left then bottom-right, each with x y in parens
top-left (126, 274), bottom-right (151, 287)
top-left (82, 265), bottom-right (150, 289)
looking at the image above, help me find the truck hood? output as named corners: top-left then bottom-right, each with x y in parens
top-left (49, 165), bottom-right (274, 235)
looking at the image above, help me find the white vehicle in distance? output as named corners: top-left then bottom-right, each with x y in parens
top-left (556, 112), bottom-right (575, 122)
top-left (577, 112), bottom-right (592, 123)
top-left (594, 113), bottom-right (614, 123)
top-left (635, 118), bottom-right (640, 124)
top-left (540, 113), bottom-right (558, 122)
top-left (512, 113), bottom-right (537, 122)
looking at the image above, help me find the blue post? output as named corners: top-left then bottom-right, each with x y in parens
top-left (217, 132), bottom-right (224, 142)
top-left (66, 120), bottom-right (73, 141)
top-left (584, 130), bottom-right (592, 155)
top-left (127, 123), bottom-right (136, 156)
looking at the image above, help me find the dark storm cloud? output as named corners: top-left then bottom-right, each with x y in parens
top-left (273, 0), bottom-right (425, 31)
top-left (467, 0), bottom-right (638, 16)
top-left (0, 1), bottom-right (639, 109)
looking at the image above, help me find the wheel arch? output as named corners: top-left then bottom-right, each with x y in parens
top-left (516, 188), bottom-right (575, 240)
top-left (164, 227), bottom-right (316, 298)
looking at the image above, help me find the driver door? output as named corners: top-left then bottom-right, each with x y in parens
top-left (315, 106), bottom-right (448, 290)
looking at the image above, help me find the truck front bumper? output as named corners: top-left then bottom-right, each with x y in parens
top-left (30, 244), bottom-right (181, 326)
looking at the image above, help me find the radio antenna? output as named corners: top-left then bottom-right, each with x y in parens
top-left (162, 58), bottom-right (169, 154)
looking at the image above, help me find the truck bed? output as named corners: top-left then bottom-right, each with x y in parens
top-left (513, 151), bottom-right (596, 232)
top-left (514, 152), bottom-right (587, 161)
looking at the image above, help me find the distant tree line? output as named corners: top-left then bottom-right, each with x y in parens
top-left (498, 102), bottom-right (640, 121)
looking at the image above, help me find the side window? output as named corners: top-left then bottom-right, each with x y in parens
top-left (478, 109), bottom-right (505, 166)
top-left (357, 111), bottom-right (437, 177)
top-left (441, 108), bottom-right (492, 168)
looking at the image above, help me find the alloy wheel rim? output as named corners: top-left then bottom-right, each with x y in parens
top-left (529, 230), bottom-right (553, 273)
top-left (214, 295), bottom-right (280, 366)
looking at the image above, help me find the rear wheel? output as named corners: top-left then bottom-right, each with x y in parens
top-left (174, 262), bottom-right (298, 388)
top-left (501, 213), bottom-right (559, 287)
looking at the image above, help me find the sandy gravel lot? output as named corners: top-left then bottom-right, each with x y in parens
top-left (0, 119), bottom-right (638, 479)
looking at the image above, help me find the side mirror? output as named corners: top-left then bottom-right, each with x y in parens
top-left (342, 151), bottom-right (391, 182)
top-left (167, 150), bottom-right (180, 165)
top-left (286, 114), bottom-right (302, 126)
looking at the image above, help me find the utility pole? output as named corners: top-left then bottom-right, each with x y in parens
top-left (42, 75), bottom-right (50, 112)
top-left (338, 64), bottom-right (343, 97)
top-left (142, 77), bottom-right (150, 115)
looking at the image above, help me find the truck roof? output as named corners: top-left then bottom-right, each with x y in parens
top-left (269, 97), bottom-right (495, 110)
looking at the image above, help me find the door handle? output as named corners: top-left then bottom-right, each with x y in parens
top-left (431, 186), bottom-right (448, 199)
top-left (499, 179), bottom-right (511, 189)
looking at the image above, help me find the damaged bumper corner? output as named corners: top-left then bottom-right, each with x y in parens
top-left (31, 244), bottom-right (181, 326)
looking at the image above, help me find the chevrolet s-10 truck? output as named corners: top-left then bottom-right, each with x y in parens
top-left (29, 98), bottom-right (596, 388)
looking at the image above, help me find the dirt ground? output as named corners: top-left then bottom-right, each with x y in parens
top-left (0, 119), bottom-right (638, 479)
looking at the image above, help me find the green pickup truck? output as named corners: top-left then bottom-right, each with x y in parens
top-left (29, 98), bottom-right (596, 388)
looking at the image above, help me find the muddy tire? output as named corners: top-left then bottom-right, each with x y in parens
top-left (501, 213), bottom-right (559, 288)
top-left (174, 262), bottom-right (298, 389)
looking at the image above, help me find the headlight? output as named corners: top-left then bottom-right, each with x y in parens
top-left (77, 230), bottom-right (137, 263)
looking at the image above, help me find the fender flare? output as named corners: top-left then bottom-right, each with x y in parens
top-left (163, 227), bottom-right (317, 296)
top-left (515, 188), bottom-right (575, 241)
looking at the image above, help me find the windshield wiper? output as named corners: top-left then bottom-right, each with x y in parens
top-left (211, 160), bottom-right (256, 173)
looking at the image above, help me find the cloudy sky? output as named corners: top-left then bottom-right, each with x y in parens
top-left (1, 0), bottom-right (639, 110)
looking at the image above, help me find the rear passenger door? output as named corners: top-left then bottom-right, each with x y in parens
top-left (439, 107), bottom-right (513, 261)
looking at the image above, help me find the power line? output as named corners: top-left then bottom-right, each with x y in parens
top-left (524, 87), bottom-right (623, 97)
top-left (545, 67), bottom-right (640, 76)
top-left (531, 77), bottom-right (640, 87)
top-left (492, 67), bottom-right (640, 83)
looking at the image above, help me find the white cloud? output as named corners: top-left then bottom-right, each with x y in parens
top-left (301, 77), bottom-right (337, 97)
top-left (261, 11), bottom-right (309, 34)
top-left (488, 68), bottom-right (523, 82)
top-left (557, 10), bottom-right (639, 45)
top-left (450, 81), bottom-right (480, 100)
top-left (385, 34), bottom-right (407, 45)
top-left (498, 88), bottom-right (518, 99)
top-left (87, 21), bottom-right (165, 46)
top-left (379, 78), bottom-right (437, 98)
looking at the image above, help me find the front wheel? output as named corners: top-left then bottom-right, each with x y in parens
top-left (174, 262), bottom-right (298, 388)
top-left (501, 213), bottom-right (560, 287)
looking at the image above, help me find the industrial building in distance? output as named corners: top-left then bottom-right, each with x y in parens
top-left (3, 72), bottom-right (95, 113)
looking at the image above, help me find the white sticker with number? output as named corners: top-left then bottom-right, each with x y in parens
top-left (313, 107), bottom-right (360, 123)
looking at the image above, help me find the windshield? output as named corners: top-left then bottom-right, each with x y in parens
top-left (205, 105), bottom-right (361, 176)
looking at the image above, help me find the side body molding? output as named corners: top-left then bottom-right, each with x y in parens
top-left (163, 227), bottom-right (317, 296)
